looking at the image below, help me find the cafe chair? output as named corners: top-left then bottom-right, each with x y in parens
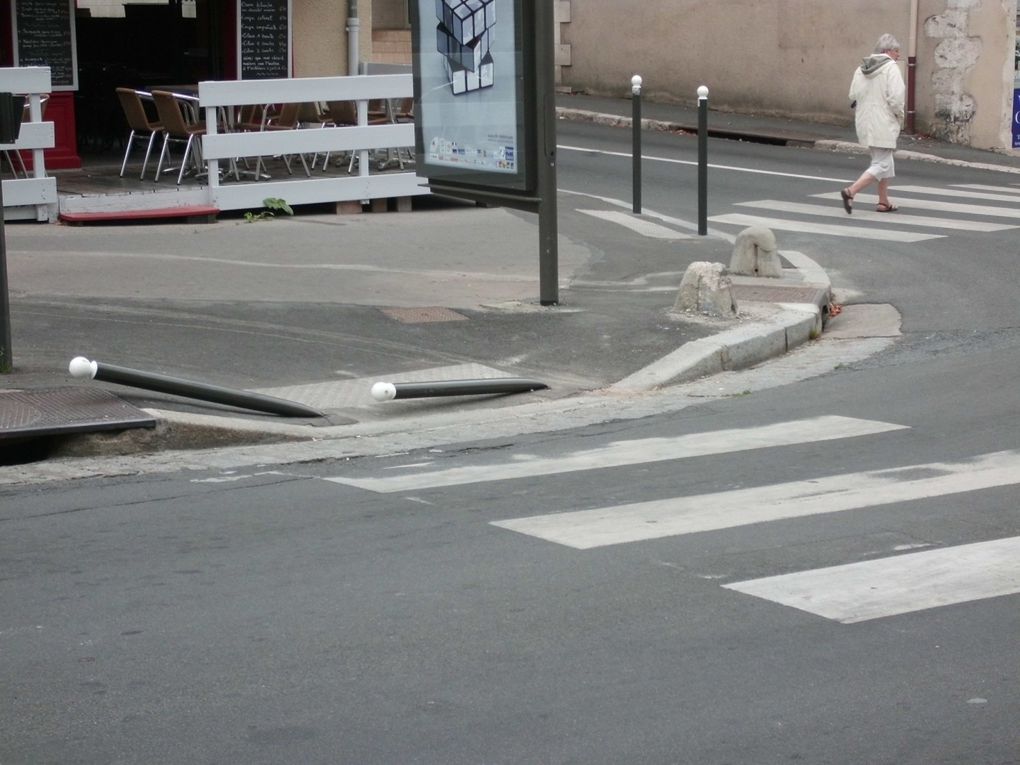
top-left (319, 101), bottom-right (360, 172)
top-left (115, 88), bottom-right (163, 180)
top-left (297, 101), bottom-right (331, 169)
top-left (230, 103), bottom-right (273, 178)
top-left (236, 103), bottom-right (270, 132)
top-left (263, 102), bottom-right (310, 177)
top-left (297, 101), bottom-right (330, 129)
top-left (387, 97), bottom-right (415, 169)
top-left (151, 90), bottom-right (206, 185)
top-left (323, 100), bottom-right (389, 173)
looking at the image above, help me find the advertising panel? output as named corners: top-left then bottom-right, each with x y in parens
top-left (411, 0), bottom-right (535, 193)
top-left (1013, 87), bottom-right (1020, 149)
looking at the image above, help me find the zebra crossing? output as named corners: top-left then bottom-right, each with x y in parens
top-left (578, 182), bottom-right (1020, 243)
top-left (325, 415), bottom-right (1020, 624)
top-left (708, 182), bottom-right (1020, 242)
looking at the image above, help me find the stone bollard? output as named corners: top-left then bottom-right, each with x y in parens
top-left (730, 225), bottom-right (782, 277)
top-left (673, 261), bottom-right (738, 317)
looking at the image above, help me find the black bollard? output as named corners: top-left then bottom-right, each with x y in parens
top-left (697, 85), bottom-right (709, 236)
top-left (631, 74), bottom-right (642, 214)
top-left (68, 356), bottom-right (323, 418)
top-left (371, 378), bottom-right (548, 401)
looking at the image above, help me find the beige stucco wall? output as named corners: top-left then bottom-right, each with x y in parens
top-left (292, 0), bottom-right (373, 76)
top-left (560, 0), bottom-right (1018, 150)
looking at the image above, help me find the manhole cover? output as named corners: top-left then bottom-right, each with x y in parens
top-left (381, 306), bottom-right (468, 324)
top-left (0, 387), bottom-right (156, 440)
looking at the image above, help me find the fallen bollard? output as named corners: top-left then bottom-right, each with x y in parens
top-left (68, 356), bottom-right (323, 418)
top-left (371, 378), bottom-right (549, 402)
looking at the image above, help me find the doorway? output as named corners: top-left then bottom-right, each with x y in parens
top-left (73, 0), bottom-right (229, 155)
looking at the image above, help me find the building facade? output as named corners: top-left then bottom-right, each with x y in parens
top-left (555, 0), bottom-right (1020, 152)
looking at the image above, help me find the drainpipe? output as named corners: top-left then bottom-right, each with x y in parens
top-left (906, 0), bottom-right (919, 134)
top-left (347, 0), bottom-right (360, 75)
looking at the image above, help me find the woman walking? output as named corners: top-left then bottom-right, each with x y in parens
top-left (841, 34), bottom-right (906, 214)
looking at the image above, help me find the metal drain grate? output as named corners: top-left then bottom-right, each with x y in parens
top-left (381, 306), bottom-right (469, 324)
top-left (0, 387), bottom-right (156, 440)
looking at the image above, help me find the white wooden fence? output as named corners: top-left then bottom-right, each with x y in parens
top-left (199, 74), bottom-right (427, 212)
top-left (0, 67), bottom-right (57, 222)
top-left (1, 72), bottom-right (426, 221)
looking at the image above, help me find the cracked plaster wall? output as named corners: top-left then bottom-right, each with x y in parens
top-left (925, 3), bottom-right (983, 143)
top-left (923, 0), bottom-right (1017, 148)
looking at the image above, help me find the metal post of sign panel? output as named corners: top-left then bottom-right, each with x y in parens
top-left (534, 0), bottom-right (558, 305)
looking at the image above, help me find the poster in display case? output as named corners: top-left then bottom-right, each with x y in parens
top-left (411, 0), bottom-right (537, 195)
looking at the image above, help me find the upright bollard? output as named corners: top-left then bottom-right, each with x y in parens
top-left (631, 74), bottom-right (643, 214)
top-left (697, 85), bottom-right (709, 236)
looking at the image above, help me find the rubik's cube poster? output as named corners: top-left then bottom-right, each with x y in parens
top-left (436, 0), bottom-right (496, 95)
top-left (414, 0), bottom-right (521, 181)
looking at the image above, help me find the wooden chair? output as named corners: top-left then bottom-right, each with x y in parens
top-left (263, 102), bottom-right (310, 176)
top-left (321, 101), bottom-right (358, 171)
top-left (296, 102), bottom-right (332, 169)
top-left (151, 90), bottom-right (206, 185)
top-left (297, 101), bottom-right (330, 128)
top-left (236, 103), bottom-right (270, 132)
top-left (115, 88), bottom-right (163, 179)
top-left (323, 100), bottom-right (389, 172)
top-left (387, 97), bottom-right (415, 168)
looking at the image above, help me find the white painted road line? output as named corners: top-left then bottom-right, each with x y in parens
top-left (577, 209), bottom-right (691, 239)
top-left (735, 200), bottom-right (1016, 232)
top-left (813, 192), bottom-right (1020, 219)
top-left (708, 213), bottom-right (943, 242)
top-left (491, 450), bottom-right (1020, 549)
top-left (893, 184), bottom-right (1020, 203)
top-left (324, 416), bottom-right (908, 493)
top-left (954, 183), bottom-right (1020, 195)
top-left (724, 536), bottom-right (1020, 623)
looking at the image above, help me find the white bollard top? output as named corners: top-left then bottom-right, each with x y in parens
top-left (631, 74), bottom-right (642, 95)
top-left (697, 85), bottom-right (709, 100)
top-left (370, 381), bottom-right (397, 402)
top-left (68, 356), bottom-right (98, 379)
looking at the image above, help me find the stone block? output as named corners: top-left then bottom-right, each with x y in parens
top-left (730, 225), bottom-right (781, 277)
top-left (673, 261), bottom-right (737, 317)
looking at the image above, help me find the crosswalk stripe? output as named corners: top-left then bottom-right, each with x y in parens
top-left (723, 536), bottom-right (1020, 623)
top-left (707, 212), bottom-right (942, 242)
top-left (490, 449), bottom-right (1020, 549)
top-left (324, 416), bottom-right (908, 493)
top-left (577, 209), bottom-right (691, 239)
top-left (892, 184), bottom-right (1020, 203)
top-left (735, 200), bottom-right (1016, 231)
top-left (954, 183), bottom-right (1020, 195)
top-left (813, 191), bottom-right (1020, 219)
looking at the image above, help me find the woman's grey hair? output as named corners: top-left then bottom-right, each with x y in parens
top-left (875, 34), bottom-right (901, 53)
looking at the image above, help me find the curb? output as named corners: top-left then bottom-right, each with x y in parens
top-left (610, 302), bottom-right (823, 392)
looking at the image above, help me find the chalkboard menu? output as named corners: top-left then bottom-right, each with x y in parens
top-left (238, 0), bottom-right (291, 80)
top-left (14, 0), bottom-right (77, 89)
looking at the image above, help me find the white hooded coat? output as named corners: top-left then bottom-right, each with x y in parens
top-left (849, 54), bottom-right (905, 149)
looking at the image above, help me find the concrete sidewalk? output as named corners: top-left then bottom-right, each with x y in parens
top-left (3, 93), bottom-right (1019, 465)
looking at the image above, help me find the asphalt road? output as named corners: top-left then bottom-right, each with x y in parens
top-left (2, 120), bottom-right (1018, 764)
